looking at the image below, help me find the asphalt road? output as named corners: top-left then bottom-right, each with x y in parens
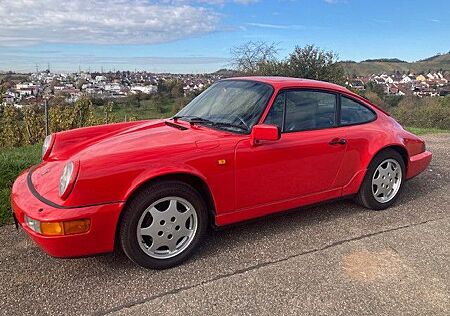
top-left (1, 134), bottom-right (449, 316)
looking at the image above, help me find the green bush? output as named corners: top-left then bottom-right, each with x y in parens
top-left (390, 96), bottom-right (450, 130)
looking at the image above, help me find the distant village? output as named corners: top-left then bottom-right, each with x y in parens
top-left (2, 69), bottom-right (450, 108)
top-left (347, 72), bottom-right (450, 97)
top-left (1, 70), bottom-right (224, 107)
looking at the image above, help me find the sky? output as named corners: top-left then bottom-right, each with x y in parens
top-left (0, 0), bottom-right (449, 73)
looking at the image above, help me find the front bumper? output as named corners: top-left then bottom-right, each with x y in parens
top-left (11, 169), bottom-right (124, 258)
top-left (406, 150), bottom-right (432, 179)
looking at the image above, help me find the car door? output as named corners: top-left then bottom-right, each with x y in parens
top-left (234, 89), bottom-right (347, 210)
top-left (331, 94), bottom-right (379, 190)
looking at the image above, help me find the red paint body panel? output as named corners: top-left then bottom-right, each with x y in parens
top-left (406, 151), bottom-right (432, 179)
top-left (11, 170), bottom-right (123, 257)
top-left (11, 77), bottom-right (432, 258)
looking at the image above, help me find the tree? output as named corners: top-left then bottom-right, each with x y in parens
top-left (152, 94), bottom-right (165, 114)
top-left (104, 101), bottom-right (114, 124)
top-left (366, 82), bottom-right (386, 99)
top-left (285, 45), bottom-right (345, 84)
top-left (171, 83), bottom-right (184, 99)
top-left (134, 91), bottom-right (143, 107)
top-left (1, 105), bottom-right (23, 147)
top-left (230, 41), bottom-right (279, 75)
top-left (230, 42), bottom-right (345, 84)
top-left (0, 85), bottom-right (5, 104)
top-left (76, 79), bottom-right (87, 90)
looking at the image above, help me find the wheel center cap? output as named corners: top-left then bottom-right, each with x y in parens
top-left (165, 223), bottom-right (175, 233)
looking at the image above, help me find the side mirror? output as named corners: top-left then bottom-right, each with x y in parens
top-left (250, 124), bottom-right (280, 146)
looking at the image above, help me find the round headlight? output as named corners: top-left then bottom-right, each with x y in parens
top-left (59, 161), bottom-right (75, 198)
top-left (42, 134), bottom-right (54, 159)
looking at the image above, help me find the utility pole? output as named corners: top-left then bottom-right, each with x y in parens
top-left (44, 98), bottom-right (49, 136)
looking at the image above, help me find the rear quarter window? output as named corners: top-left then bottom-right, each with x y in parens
top-left (340, 96), bottom-right (376, 126)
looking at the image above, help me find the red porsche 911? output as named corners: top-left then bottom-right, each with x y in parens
top-left (11, 77), bottom-right (432, 269)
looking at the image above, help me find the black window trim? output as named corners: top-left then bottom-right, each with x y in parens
top-left (262, 88), bottom-right (378, 133)
top-left (263, 87), bottom-right (340, 134)
top-left (338, 93), bottom-right (378, 127)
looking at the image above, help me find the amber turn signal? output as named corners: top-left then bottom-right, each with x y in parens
top-left (25, 216), bottom-right (90, 236)
top-left (40, 221), bottom-right (64, 236)
top-left (63, 219), bottom-right (91, 235)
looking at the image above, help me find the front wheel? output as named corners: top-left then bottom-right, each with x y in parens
top-left (356, 149), bottom-right (405, 210)
top-left (119, 181), bottom-right (208, 269)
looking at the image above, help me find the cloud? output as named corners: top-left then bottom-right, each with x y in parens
top-left (165, 0), bottom-right (258, 4)
top-left (246, 23), bottom-right (305, 30)
top-left (0, 53), bottom-right (229, 65)
top-left (0, 0), bottom-right (224, 46)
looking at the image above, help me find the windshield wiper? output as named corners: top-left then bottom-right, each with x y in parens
top-left (172, 115), bottom-right (212, 124)
top-left (173, 115), bottom-right (248, 132)
top-left (211, 121), bottom-right (248, 132)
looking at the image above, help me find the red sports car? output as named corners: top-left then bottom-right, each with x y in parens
top-left (11, 77), bottom-right (432, 269)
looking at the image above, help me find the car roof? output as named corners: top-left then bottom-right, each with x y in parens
top-left (222, 76), bottom-right (390, 116)
top-left (224, 76), bottom-right (352, 94)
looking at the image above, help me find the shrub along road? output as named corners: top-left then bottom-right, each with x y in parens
top-left (1, 134), bottom-right (449, 315)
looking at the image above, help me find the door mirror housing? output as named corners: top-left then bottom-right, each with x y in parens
top-left (250, 124), bottom-right (281, 146)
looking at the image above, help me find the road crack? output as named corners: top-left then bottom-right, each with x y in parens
top-left (99, 216), bottom-right (448, 315)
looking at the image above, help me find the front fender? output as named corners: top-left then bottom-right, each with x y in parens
top-left (124, 164), bottom-right (211, 202)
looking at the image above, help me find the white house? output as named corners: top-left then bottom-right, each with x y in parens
top-left (95, 75), bottom-right (107, 82)
top-left (130, 85), bottom-right (157, 94)
top-left (400, 75), bottom-right (412, 84)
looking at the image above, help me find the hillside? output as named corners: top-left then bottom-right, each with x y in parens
top-left (341, 53), bottom-right (450, 76)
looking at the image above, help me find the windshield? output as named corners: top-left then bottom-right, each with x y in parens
top-left (175, 80), bottom-right (273, 133)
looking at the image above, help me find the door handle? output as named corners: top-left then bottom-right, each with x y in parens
top-left (329, 138), bottom-right (347, 145)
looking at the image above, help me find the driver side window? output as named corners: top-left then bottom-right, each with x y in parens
top-left (264, 90), bottom-right (337, 132)
top-left (285, 90), bottom-right (336, 132)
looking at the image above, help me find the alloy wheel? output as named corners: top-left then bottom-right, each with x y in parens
top-left (137, 196), bottom-right (198, 259)
top-left (371, 158), bottom-right (402, 203)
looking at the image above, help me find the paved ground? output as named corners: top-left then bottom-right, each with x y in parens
top-left (1, 134), bottom-right (449, 316)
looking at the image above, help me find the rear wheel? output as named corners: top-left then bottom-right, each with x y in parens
top-left (356, 149), bottom-right (405, 210)
top-left (119, 181), bottom-right (207, 269)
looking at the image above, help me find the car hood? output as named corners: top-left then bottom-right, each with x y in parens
top-left (64, 119), bottom-right (232, 161)
top-left (32, 119), bottom-right (239, 205)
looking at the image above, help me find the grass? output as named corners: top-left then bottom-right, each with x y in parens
top-left (0, 125), bottom-right (448, 226)
top-left (405, 127), bottom-right (450, 135)
top-left (0, 144), bottom-right (41, 225)
top-left (92, 100), bottom-right (174, 121)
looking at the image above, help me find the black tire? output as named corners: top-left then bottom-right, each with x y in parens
top-left (356, 149), bottom-right (405, 210)
top-left (119, 180), bottom-right (208, 269)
